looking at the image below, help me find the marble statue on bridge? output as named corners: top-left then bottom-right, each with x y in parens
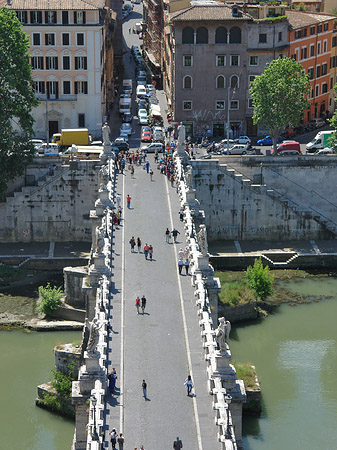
top-left (85, 318), bottom-right (103, 356)
top-left (102, 122), bottom-right (111, 146)
top-left (177, 122), bottom-right (186, 145)
top-left (215, 317), bottom-right (231, 352)
top-left (197, 224), bottom-right (208, 256)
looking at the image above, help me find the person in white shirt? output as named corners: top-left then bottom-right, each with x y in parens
top-left (184, 375), bottom-right (194, 396)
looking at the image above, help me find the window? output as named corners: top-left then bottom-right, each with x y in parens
top-left (30, 11), bottom-right (42, 23)
top-left (316, 65), bottom-right (321, 78)
top-left (317, 42), bottom-right (321, 55)
top-left (308, 67), bottom-right (314, 80)
top-left (75, 56), bottom-right (87, 70)
top-left (216, 55), bottom-right (225, 67)
top-left (196, 27), bottom-right (208, 44)
top-left (248, 75), bottom-right (255, 87)
top-left (215, 27), bottom-right (227, 44)
top-left (32, 33), bottom-right (40, 46)
top-left (249, 55), bottom-right (258, 66)
top-left (74, 81), bottom-right (88, 94)
top-left (331, 77), bottom-right (334, 89)
top-left (63, 56), bottom-right (70, 70)
top-left (182, 27), bottom-right (194, 44)
top-left (310, 44), bottom-right (314, 57)
top-left (295, 30), bottom-right (301, 39)
top-left (62, 33), bottom-right (70, 46)
top-left (322, 83), bottom-right (328, 94)
top-left (216, 101), bottom-right (225, 110)
top-left (230, 55), bottom-right (239, 66)
top-left (74, 11), bottom-right (86, 24)
top-left (259, 33), bottom-right (267, 43)
top-left (31, 56), bottom-right (43, 70)
top-left (16, 11), bottom-right (28, 23)
top-left (315, 85), bottom-right (319, 97)
top-left (311, 88), bottom-right (314, 99)
top-left (278, 31), bottom-right (282, 41)
top-left (183, 55), bottom-right (192, 67)
top-left (229, 26), bottom-right (241, 44)
top-left (76, 33), bottom-right (85, 46)
top-left (231, 75), bottom-right (239, 88)
top-left (46, 81), bottom-right (59, 99)
top-left (322, 63), bottom-right (327, 76)
top-left (62, 11), bottom-right (69, 25)
top-left (32, 81), bottom-right (45, 94)
top-left (302, 28), bottom-right (307, 37)
top-left (230, 100), bottom-right (239, 110)
top-left (317, 24), bottom-right (322, 33)
top-left (323, 40), bottom-right (327, 53)
top-left (78, 114), bottom-right (85, 127)
top-left (216, 75), bottom-right (225, 89)
top-left (301, 47), bottom-right (307, 60)
top-left (182, 101), bottom-right (192, 110)
top-left (248, 98), bottom-right (253, 108)
top-left (183, 76), bottom-right (192, 89)
top-left (63, 81), bottom-right (71, 94)
top-left (324, 23), bottom-right (328, 32)
top-left (46, 56), bottom-right (58, 70)
top-left (45, 33), bottom-right (55, 46)
top-left (310, 26), bottom-right (315, 35)
top-left (333, 36), bottom-right (337, 48)
top-left (45, 11), bottom-right (56, 24)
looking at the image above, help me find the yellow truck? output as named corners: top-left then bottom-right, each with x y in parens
top-left (52, 128), bottom-right (92, 148)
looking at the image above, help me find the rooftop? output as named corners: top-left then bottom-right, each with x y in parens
top-left (1, 0), bottom-right (104, 10)
top-left (170, 4), bottom-right (252, 21)
top-left (286, 10), bottom-right (337, 28)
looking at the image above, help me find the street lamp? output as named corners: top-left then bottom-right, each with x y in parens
top-left (225, 394), bottom-right (232, 439)
top-left (91, 395), bottom-right (99, 441)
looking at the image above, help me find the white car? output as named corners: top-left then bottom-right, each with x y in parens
top-left (235, 136), bottom-right (251, 145)
top-left (120, 123), bottom-right (132, 136)
top-left (138, 109), bottom-right (148, 125)
top-left (117, 134), bottom-right (129, 143)
top-left (136, 85), bottom-right (147, 98)
top-left (141, 143), bottom-right (164, 153)
top-left (228, 144), bottom-right (248, 155)
top-left (314, 148), bottom-right (335, 155)
top-left (29, 139), bottom-right (44, 150)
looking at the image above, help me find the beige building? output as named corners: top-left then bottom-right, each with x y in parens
top-left (3, 0), bottom-right (116, 139)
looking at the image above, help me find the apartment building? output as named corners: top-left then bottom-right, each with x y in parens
top-left (4, 0), bottom-right (116, 139)
top-left (164, 2), bottom-right (289, 137)
top-left (286, 10), bottom-right (336, 122)
top-left (329, 26), bottom-right (337, 113)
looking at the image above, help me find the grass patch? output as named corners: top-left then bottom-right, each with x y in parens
top-left (219, 280), bottom-right (255, 306)
top-left (234, 362), bottom-right (259, 390)
top-left (0, 265), bottom-right (27, 286)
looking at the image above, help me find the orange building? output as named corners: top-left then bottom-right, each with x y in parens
top-left (286, 10), bottom-right (336, 123)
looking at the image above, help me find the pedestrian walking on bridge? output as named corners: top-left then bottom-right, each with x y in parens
top-left (148, 244), bottom-right (153, 261)
top-left (142, 380), bottom-right (147, 399)
top-left (172, 228), bottom-right (180, 243)
top-left (117, 433), bottom-right (124, 450)
top-left (126, 194), bottom-right (131, 208)
top-left (141, 295), bottom-right (147, 314)
top-left (137, 237), bottom-right (142, 252)
top-left (135, 296), bottom-right (141, 314)
top-left (173, 437), bottom-right (183, 449)
top-left (143, 243), bottom-right (149, 260)
top-left (184, 375), bottom-right (193, 396)
top-left (165, 228), bottom-right (171, 243)
top-left (129, 236), bottom-right (136, 252)
top-left (110, 429), bottom-right (118, 449)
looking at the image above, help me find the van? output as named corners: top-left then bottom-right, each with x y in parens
top-left (310, 118), bottom-right (325, 128)
top-left (123, 79), bottom-right (133, 94)
top-left (306, 130), bottom-right (335, 152)
top-left (119, 98), bottom-right (131, 116)
top-left (52, 128), bottom-right (92, 148)
top-left (273, 141), bottom-right (301, 155)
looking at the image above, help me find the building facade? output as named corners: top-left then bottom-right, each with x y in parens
top-left (4, 0), bottom-right (115, 139)
top-left (286, 10), bottom-right (336, 122)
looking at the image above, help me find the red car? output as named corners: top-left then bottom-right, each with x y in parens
top-left (141, 131), bottom-right (152, 142)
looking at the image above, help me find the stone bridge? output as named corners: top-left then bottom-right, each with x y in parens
top-left (70, 147), bottom-right (245, 450)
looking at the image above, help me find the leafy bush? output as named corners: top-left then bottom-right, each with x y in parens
top-left (246, 258), bottom-right (274, 301)
top-left (234, 362), bottom-right (259, 390)
top-left (51, 362), bottom-right (76, 401)
top-left (218, 280), bottom-right (255, 306)
top-left (37, 282), bottom-right (63, 315)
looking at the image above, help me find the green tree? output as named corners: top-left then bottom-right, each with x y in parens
top-left (329, 83), bottom-right (337, 150)
top-left (37, 283), bottom-right (63, 315)
top-left (250, 57), bottom-right (310, 154)
top-left (0, 8), bottom-right (39, 197)
top-left (246, 258), bottom-right (274, 301)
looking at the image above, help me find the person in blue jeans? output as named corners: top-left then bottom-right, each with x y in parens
top-left (145, 160), bottom-right (150, 173)
top-left (184, 375), bottom-right (193, 396)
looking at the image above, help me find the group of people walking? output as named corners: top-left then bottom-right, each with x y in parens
top-left (135, 295), bottom-right (147, 314)
top-left (178, 246), bottom-right (190, 275)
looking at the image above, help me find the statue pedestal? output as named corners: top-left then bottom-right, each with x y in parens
top-left (101, 143), bottom-right (114, 163)
top-left (84, 351), bottom-right (100, 372)
top-left (95, 198), bottom-right (105, 217)
top-left (99, 187), bottom-right (114, 209)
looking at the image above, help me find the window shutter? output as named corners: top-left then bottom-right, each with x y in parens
top-left (56, 82), bottom-right (59, 99)
top-left (83, 11), bottom-right (86, 24)
top-left (53, 11), bottom-right (56, 23)
top-left (38, 11), bottom-right (42, 23)
top-left (47, 82), bottom-right (50, 99)
top-left (84, 57), bottom-right (87, 70)
top-left (42, 82), bottom-right (45, 94)
top-left (45, 34), bottom-right (48, 45)
top-left (84, 82), bottom-right (88, 94)
top-left (30, 11), bottom-right (34, 22)
top-left (24, 11), bottom-right (28, 23)
top-left (55, 57), bottom-right (58, 70)
top-left (74, 12), bottom-right (77, 24)
top-left (75, 82), bottom-right (78, 94)
top-left (75, 57), bottom-right (78, 70)
top-left (45, 11), bottom-right (48, 23)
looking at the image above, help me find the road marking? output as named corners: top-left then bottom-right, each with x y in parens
top-left (164, 175), bottom-right (203, 450)
top-left (48, 242), bottom-right (55, 258)
top-left (310, 240), bottom-right (321, 254)
top-left (120, 172), bottom-right (126, 434)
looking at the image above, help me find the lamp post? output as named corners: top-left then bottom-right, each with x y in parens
top-left (225, 394), bottom-right (232, 439)
top-left (91, 395), bottom-right (99, 441)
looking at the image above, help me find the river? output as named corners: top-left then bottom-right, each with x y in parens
top-left (230, 277), bottom-right (337, 450)
top-left (0, 329), bottom-right (80, 450)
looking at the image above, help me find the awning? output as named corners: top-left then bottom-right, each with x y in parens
top-left (145, 50), bottom-right (161, 68)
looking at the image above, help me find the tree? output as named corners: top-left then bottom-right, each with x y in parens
top-left (37, 283), bottom-right (63, 315)
top-left (246, 258), bottom-right (274, 301)
top-left (328, 83), bottom-right (337, 150)
top-left (250, 57), bottom-right (310, 154)
top-left (0, 8), bottom-right (39, 197)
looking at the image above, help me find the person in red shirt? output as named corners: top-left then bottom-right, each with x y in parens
top-left (126, 194), bottom-right (131, 208)
top-left (143, 243), bottom-right (149, 260)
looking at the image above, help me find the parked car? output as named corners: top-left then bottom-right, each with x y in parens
top-left (30, 139), bottom-right (45, 150)
top-left (271, 141), bottom-right (301, 155)
top-left (281, 128), bottom-right (296, 138)
top-left (123, 112), bottom-right (132, 123)
top-left (235, 135), bottom-right (251, 145)
top-left (228, 144), bottom-right (249, 155)
top-left (314, 148), bottom-right (335, 155)
top-left (141, 143), bottom-right (164, 153)
top-left (116, 135), bottom-right (128, 143)
top-left (136, 85), bottom-right (147, 98)
top-left (257, 135), bottom-right (283, 146)
top-left (141, 130), bottom-right (152, 142)
top-left (120, 123), bottom-right (132, 136)
top-left (138, 109), bottom-right (148, 125)
top-left (153, 130), bottom-right (164, 143)
top-left (310, 118), bottom-right (326, 128)
top-left (141, 126), bottom-right (152, 134)
top-left (112, 140), bottom-right (129, 152)
top-left (220, 139), bottom-right (235, 149)
top-left (277, 150), bottom-right (301, 156)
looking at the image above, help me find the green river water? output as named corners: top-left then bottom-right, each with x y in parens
top-left (230, 277), bottom-right (337, 450)
top-left (0, 329), bottom-right (80, 450)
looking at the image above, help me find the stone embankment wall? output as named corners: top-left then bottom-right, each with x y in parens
top-left (0, 160), bottom-right (99, 242)
top-left (186, 158), bottom-right (334, 241)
